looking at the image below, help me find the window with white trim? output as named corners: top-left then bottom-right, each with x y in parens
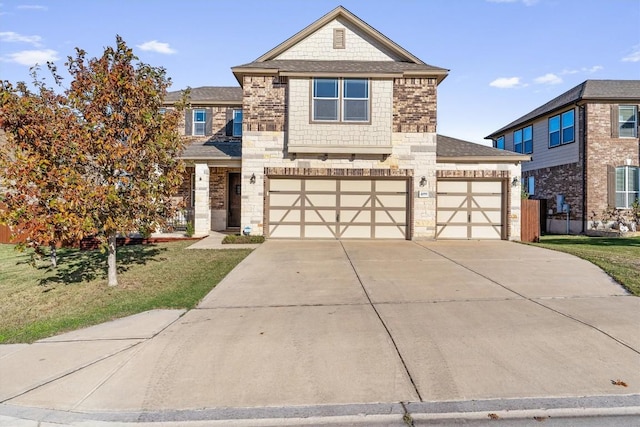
top-left (514, 125), bottom-right (532, 154)
top-left (619, 105), bottom-right (638, 138)
top-left (312, 78), bottom-right (369, 122)
top-left (232, 109), bottom-right (243, 137)
top-left (495, 136), bottom-right (505, 150)
top-left (193, 109), bottom-right (206, 136)
top-left (549, 109), bottom-right (574, 147)
top-left (616, 165), bottom-right (639, 209)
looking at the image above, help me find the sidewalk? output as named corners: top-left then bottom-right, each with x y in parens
top-left (186, 231), bottom-right (262, 250)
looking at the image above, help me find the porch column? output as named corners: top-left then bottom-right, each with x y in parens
top-left (193, 163), bottom-right (211, 236)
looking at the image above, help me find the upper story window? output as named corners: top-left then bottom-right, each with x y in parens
top-left (615, 165), bottom-right (639, 208)
top-left (312, 78), bottom-right (370, 122)
top-left (193, 109), bottom-right (206, 136)
top-left (495, 136), bottom-right (505, 150)
top-left (549, 109), bottom-right (574, 147)
top-left (513, 125), bottom-right (532, 154)
top-left (619, 105), bottom-right (638, 138)
top-left (232, 109), bottom-right (243, 137)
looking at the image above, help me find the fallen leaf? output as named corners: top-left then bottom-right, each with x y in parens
top-left (488, 413), bottom-right (500, 420)
top-left (611, 379), bottom-right (628, 387)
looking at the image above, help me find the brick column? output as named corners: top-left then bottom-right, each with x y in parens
top-left (193, 163), bottom-right (211, 236)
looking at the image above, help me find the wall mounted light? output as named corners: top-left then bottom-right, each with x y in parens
top-left (511, 177), bottom-right (519, 187)
top-left (250, 173), bottom-right (256, 184)
top-left (419, 176), bottom-right (427, 187)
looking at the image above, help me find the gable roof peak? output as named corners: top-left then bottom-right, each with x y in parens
top-left (254, 5), bottom-right (426, 65)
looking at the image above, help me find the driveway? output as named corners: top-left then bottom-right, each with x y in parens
top-left (2, 240), bottom-right (639, 424)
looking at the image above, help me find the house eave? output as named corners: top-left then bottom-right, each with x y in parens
top-left (436, 155), bottom-right (531, 164)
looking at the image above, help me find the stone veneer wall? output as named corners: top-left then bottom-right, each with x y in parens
top-left (436, 165), bottom-right (522, 241)
top-left (174, 106), bottom-right (242, 143)
top-left (393, 78), bottom-right (437, 133)
top-left (243, 76), bottom-right (287, 132)
top-left (287, 78), bottom-right (393, 151)
top-left (240, 131), bottom-right (437, 238)
top-left (585, 102), bottom-right (640, 219)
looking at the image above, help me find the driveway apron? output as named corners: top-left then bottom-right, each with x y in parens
top-left (4, 240), bottom-right (639, 414)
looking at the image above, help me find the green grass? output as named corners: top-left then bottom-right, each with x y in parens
top-left (0, 241), bottom-right (252, 344)
top-left (531, 235), bottom-right (640, 296)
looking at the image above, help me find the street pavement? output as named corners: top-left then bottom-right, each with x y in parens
top-left (1, 240), bottom-right (639, 425)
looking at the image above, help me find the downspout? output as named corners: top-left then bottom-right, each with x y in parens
top-left (580, 103), bottom-right (587, 234)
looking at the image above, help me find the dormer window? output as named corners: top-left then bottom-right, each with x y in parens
top-left (312, 78), bottom-right (369, 123)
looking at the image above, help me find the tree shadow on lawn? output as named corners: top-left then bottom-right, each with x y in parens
top-left (38, 244), bottom-right (168, 286)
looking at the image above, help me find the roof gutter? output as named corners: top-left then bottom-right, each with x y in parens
top-left (436, 155), bottom-right (531, 164)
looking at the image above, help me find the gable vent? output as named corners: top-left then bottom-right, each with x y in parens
top-left (333, 28), bottom-right (345, 49)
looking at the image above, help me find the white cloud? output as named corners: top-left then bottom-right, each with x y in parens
top-left (1, 49), bottom-right (58, 66)
top-left (534, 73), bottom-right (562, 85)
top-left (584, 65), bottom-right (603, 73)
top-left (136, 40), bottom-right (176, 55)
top-left (16, 4), bottom-right (47, 10)
top-left (622, 45), bottom-right (640, 62)
top-left (489, 77), bottom-right (525, 89)
top-left (0, 31), bottom-right (42, 46)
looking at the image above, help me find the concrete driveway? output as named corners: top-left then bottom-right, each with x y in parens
top-left (1, 240), bottom-right (639, 425)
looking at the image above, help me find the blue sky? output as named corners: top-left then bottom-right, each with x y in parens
top-left (1, 0), bottom-right (639, 145)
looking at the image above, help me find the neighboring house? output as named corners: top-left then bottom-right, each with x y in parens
top-left (487, 80), bottom-right (640, 234)
top-left (163, 5), bottom-right (529, 240)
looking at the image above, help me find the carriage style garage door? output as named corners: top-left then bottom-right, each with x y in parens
top-left (436, 180), bottom-right (505, 239)
top-left (267, 177), bottom-right (409, 239)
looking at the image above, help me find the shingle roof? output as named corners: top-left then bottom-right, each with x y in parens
top-left (486, 80), bottom-right (640, 139)
top-left (436, 134), bottom-right (530, 163)
top-left (180, 141), bottom-right (241, 160)
top-left (164, 86), bottom-right (242, 105)
top-left (232, 59), bottom-right (448, 75)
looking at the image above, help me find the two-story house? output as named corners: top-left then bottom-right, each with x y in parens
top-left (163, 6), bottom-right (529, 241)
top-left (487, 80), bottom-right (640, 234)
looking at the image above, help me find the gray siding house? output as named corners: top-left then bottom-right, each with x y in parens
top-left (487, 80), bottom-right (640, 233)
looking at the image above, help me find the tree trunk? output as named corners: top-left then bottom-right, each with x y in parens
top-left (107, 233), bottom-right (118, 287)
top-left (50, 242), bottom-right (57, 268)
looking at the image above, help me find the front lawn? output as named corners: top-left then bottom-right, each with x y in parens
top-left (531, 235), bottom-right (640, 296)
top-left (0, 241), bottom-right (252, 344)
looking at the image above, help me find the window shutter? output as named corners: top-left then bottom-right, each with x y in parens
top-left (607, 165), bottom-right (616, 208)
top-left (225, 108), bottom-right (233, 136)
top-left (185, 109), bottom-right (193, 136)
top-left (205, 108), bottom-right (213, 136)
top-left (611, 105), bottom-right (619, 138)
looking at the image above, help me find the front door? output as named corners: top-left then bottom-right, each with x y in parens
top-left (227, 173), bottom-right (241, 228)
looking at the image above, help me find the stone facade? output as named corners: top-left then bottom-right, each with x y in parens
top-left (288, 78), bottom-right (393, 152)
top-left (243, 76), bottom-right (287, 132)
top-left (393, 78), bottom-right (437, 133)
top-left (274, 17), bottom-right (401, 62)
top-left (240, 129), bottom-right (437, 238)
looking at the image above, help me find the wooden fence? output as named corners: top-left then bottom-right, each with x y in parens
top-left (521, 199), bottom-right (541, 243)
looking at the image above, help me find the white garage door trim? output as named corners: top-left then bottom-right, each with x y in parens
top-left (436, 179), bottom-right (505, 240)
top-left (267, 177), bottom-right (410, 239)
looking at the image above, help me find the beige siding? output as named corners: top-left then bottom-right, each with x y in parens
top-left (275, 17), bottom-right (401, 61)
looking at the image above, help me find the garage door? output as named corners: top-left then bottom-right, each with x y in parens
top-left (436, 180), bottom-right (504, 239)
top-left (267, 178), bottom-right (409, 239)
